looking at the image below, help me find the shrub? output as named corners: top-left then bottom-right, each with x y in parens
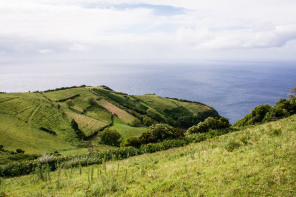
top-left (146, 109), bottom-right (167, 123)
top-left (122, 124), bottom-right (185, 148)
top-left (129, 119), bottom-right (141, 127)
top-left (121, 137), bottom-right (142, 148)
top-left (240, 135), bottom-right (250, 145)
top-left (16, 149), bottom-right (25, 154)
top-left (268, 129), bottom-right (282, 136)
top-left (224, 139), bottom-right (241, 152)
top-left (143, 116), bottom-right (154, 126)
top-left (88, 97), bottom-right (97, 106)
top-left (148, 124), bottom-right (175, 141)
top-left (100, 128), bottom-right (123, 147)
top-left (187, 117), bottom-right (230, 134)
top-left (66, 99), bottom-right (74, 108)
top-left (234, 94), bottom-right (296, 127)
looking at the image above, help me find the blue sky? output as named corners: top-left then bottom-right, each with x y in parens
top-left (1, 0), bottom-right (296, 64)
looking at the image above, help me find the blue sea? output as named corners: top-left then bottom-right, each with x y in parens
top-left (1, 61), bottom-right (295, 123)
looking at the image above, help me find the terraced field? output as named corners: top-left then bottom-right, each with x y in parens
top-left (98, 99), bottom-right (139, 125)
top-left (65, 110), bottom-right (109, 137)
top-left (0, 86), bottom-right (219, 155)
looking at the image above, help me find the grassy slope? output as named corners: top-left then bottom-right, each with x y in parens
top-left (135, 94), bottom-right (213, 113)
top-left (135, 94), bottom-right (178, 110)
top-left (2, 115), bottom-right (296, 196)
top-left (98, 99), bottom-right (138, 125)
top-left (110, 117), bottom-right (148, 139)
top-left (0, 93), bottom-right (75, 154)
top-left (0, 86), bottom-right (218, 156)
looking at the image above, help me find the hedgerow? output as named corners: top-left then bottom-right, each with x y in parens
top-left (0, 126), bottom-right (234, 177)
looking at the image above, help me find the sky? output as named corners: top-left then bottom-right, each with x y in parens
top-left (1, 0), bottom-right (296, 64)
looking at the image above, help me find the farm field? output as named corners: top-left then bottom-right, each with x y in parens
top-left (110, 117), bottom-right (148, 139)
top-left (0, 86), bottom-right (217, 156)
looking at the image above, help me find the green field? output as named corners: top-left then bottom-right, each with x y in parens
top-left (110, 117), bottom-right (148, 139)
top-left (1, 115), bottom-right (295, 196)
top-left (0, 86), bottom-right (216, 156)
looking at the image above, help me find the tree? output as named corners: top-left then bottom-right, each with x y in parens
top-left (100, 128), bottom-right (122, 147)
top-left (66, 99), bottom-right (74, 108)
top-left (88, 97), bottom-right (97, 106)
top-left (148, 124), bottom-right (175, 142)
top-left (121, 136), bottom-right (142, 148)
top-left (187, 117), bottom-right (230, 134)
top-left (289, 87), bottom-right (296, 99)
top-left (143, 116), bottom-right (154, 126)
top-left (146, 109), bottom-right (167, 123)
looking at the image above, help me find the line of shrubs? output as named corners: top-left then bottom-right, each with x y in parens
top-left (0, 125), bottom-right (234, 177)
top-left (56, 94), bottom-right (80, 102)
top-left (40, 85), bottom-right (88, 93)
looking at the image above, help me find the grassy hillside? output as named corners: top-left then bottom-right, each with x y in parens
top-left (0, 86), bottom-right (217, 155)
top-left (0, 92), bottom-right (77, 154)
top-left (1, 115), bottom-right (296, 196)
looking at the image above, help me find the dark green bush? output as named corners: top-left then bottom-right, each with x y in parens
top-left (146, 109), bottom-right (167, 123)
top-left (100, 128), bottom-right (123, 147)
top-left (234, 96), bottom-right (296, 127)
top-left (16, 149), bottom-right (25, 154)
top-left (143, 116), bottom-right (154, 126)
top-left (121, 136), bottom-right (142, 148)
top-left (187, 117), bottom-right (230, 134)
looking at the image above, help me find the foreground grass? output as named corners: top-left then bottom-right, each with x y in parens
top-left (2, 116), bottom-right (296, 196)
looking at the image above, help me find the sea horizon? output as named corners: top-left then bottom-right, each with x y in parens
top-left (1, 61), bottom-right (295, 123)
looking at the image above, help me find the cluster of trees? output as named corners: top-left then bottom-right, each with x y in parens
top-left (234, 93), bottom-right (296, 127)
top-left (42, 85), bottom-right (87, 93)
top-left (121, 124), bottom-right (184, 148)
top-left (164, 106), bottom-right (219, 128)
top-left (187, 117), bottom-right (230, 134)
top-left (100, 116), bottom-right (230, 148)
top-left (99, 128), bottom-right (123, 147)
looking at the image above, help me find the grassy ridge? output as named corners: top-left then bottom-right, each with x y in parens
top-left (1, 115), bottom-right (296, 196)
top-left (0, 86), bottom-right (218, 155)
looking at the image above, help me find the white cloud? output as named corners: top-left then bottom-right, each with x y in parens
top-left (70, 44), bottom-right (88, 52)
top-left (39, 49), bottom-right (54, 54)
top-left (176, 24), bottom-right (296, 50)
top-left (0, 0), bottom-right (296, 62)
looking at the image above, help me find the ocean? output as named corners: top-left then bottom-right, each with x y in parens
top-left (1, 61), bottom-right (295, 123)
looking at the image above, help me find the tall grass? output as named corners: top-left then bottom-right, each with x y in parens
top-left (2, 115), bottom-right (296, 196)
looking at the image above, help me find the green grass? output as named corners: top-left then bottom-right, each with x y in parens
top-left (0, 114), bottom-right (75, 154)
top-left (135, 94), bottom-right (178, 111)
top-left (98, 99), bottom-right (139, 125)
top-left (0, 86), bottom-right (219, 160)
top-left (110, 117), bottom-right (148, 139)
top-left (2, 115), bottom-right (296, 196)
top-left (64, 109), bottom-right (108, 137)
